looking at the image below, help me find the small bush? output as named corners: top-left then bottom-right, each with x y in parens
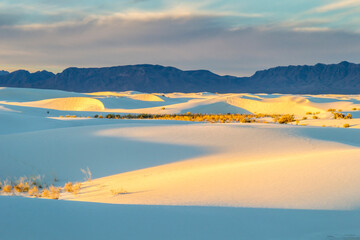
top-left (64, 182), bottom-right (81, 195)
top-left (334, 112), bottom-right (345, 119)
top-left (277, 114), bottom-right (295, 124)
top-left (312, 116), bottom-right (319, 119)
top-left (64, 182), bottom-right (73, 192)
top-left (345, 113), bottom-right (352, 119)
top-left (343, 123), bottom-right (350, 128)
top-left (49, 186), bottom-right (60, 199)
top-left (14, 181), bottom-right (30, 193)
top-left (327, 108), bottom-right (336, 112)
top-left (2, 184), bottom-right (12, 193)
top-left (28, 186), bottom-right (39, 197)
top-left (42, 189), bottom-right (50, 198)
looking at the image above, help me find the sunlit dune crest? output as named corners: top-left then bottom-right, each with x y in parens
top-left (9, 97), bottom-right (105, 111)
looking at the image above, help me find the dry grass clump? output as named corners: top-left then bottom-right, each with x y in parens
top-left (14, 182), bottom-right (30, 193)
top-left (2, 184), bottom-right (12, 193)
top-left (28, 186), bottom-right (39, 197)
top-left (276, 114), bottom-right (295, 124)
top-left (81, 167), bottom-right (92, 182)
top-left (0, 173), bottom-right (85, 199)
top-left (334, 112), bottom-right (352, 119)
top-left (343, 123), bottom-right (350, 128)
top-left (41, 186), bottom-right (60, 199)
top-left (64, 182), bottom-right (81, 195)
top-left (41, 189), bottom-right (50, 198)
top-left (111, 188), bottom-right (128, 196)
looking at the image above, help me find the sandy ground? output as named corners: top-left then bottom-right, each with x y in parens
top-left (1, 87), bottom-right (360, 239)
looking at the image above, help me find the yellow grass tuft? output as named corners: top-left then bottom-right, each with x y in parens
top-left (64, 182), bottom-right (81, 195)
top-left (3, 184), bottom-right (12, 193)
top-left (28, 186), bottom-right (39, 197)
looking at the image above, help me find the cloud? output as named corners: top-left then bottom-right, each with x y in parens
top-left (0, 9), bottom-right (359, 75)
top-left (312, 0), bottom-right (360, 13)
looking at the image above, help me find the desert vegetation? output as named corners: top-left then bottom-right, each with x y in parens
top-left (0, 169), bottom-right (88, 199)
top-left (333, 112), bottom-right (352, 119)
top-left (93, 113), bottom-right (297, 124)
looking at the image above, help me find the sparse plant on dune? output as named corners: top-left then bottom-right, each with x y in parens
top-left (2, 184), bottom-right (12, 193)
top-left (41, 189), bottom-right (50, 198)
top-left (28, 186), bottom-right (39, 197)
top-left (30, 175), bottom-right (43, 189)
top-left (345, 113), bottom-right (352, 119)
top-left (276, 114), bottom-right (295, 124)
top-left (0, 174), bottom-right (83, 199)
top-left (49, 186), bottom-right (60, 199)
top-left (111, 188), bottom-right (128, 196)
top-left (333, 112), bottom-right (345, 119)
top-left (41, 186), bottom-right (60, 199)
top-left (64, 182), bottom-right (81, 195)
top-left (94, 113), bottom-right (304, 125)
top-left (343, 123), bottom-right (350, 128)
top-left (81, 167), bottom-right (92, 182)
top-left (14, 182), bottom-right (30, 193)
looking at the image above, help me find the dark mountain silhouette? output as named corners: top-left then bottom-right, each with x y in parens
top-left (0, 62), bottom-right (360, 93)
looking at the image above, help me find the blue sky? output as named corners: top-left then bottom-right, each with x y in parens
top-left (0, 0), bottom-right (360, 76)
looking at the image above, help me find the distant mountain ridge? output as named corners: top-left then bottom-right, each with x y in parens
top-left (1, 62), bottom-right (360, 93)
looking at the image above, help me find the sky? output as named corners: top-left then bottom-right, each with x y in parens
top-left (0, 0), bottom-right (360, 76)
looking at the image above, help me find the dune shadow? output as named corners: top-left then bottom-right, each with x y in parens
top-left (292, 126), bottom-right (360, 147)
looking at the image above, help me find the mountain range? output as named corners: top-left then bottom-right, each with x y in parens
top-left (1, 61), bottom-right (360, 94)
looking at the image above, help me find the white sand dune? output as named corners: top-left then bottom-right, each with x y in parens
top-left (227, 95), bottom-right (324, 115)
top-left (2, 87), bottom-right (360, 239)
top-left (65, 124), bottom-right (360, 210)
top-left (128, 93), bottom-right (164, 102)
top-left (13, 97), bottom-right (105, 111)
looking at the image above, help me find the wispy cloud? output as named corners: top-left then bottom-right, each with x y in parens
top-left (1, 13), bottom-right (360, 75)
top-left (313, 0), bottom-right (360, 13)
top-left (0, 0), bottom-right (359, 75)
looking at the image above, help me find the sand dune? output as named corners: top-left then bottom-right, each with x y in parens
top-left (2, 87), bottom-right (360, 239)
top-left (65, 124), bottom-right (360, 210)
top-left (227, 95), bottom-right (324, 115)
top-left (17, 97), bottom-right (105, 111)
top-left (128, 93), bottom-right (164, 102)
